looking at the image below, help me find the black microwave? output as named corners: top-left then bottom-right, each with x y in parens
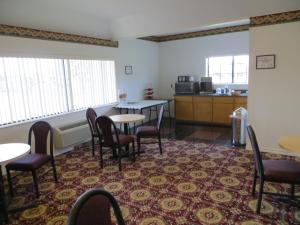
top-left (175, 82), bottom-right (199, 94)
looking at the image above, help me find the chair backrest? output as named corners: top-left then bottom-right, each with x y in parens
top-left (95, 116), bottom-right (119, 146)
top-left (28, 121), bottom-right (53, 156)
top-left (247, 125), bottom-right (264, 176)
top-left (156, 105), bottom-right (164, 131)
top-left (86, 108), bottom-right (97, 136)
top-left (67, 188), bottom-right (125, 225)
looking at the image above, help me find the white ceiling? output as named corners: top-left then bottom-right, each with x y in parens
top-left (0, 0), bottom-right (299, 40)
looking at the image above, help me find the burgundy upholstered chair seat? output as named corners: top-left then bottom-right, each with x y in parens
top-left (113, 134), bottom-right (134, 146)
top-left (136, 126), bottom-right (158, 136)
top-left (263, 160), bottom-right (300, 184)
top-left (6, 154), bottom-right (51, 170)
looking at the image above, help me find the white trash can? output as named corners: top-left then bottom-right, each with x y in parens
top-left (230, 107), bottom-right (248, 146)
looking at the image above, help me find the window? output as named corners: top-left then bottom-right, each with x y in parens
top-left (205, 55), bottom-right (249, 84)
top-left (0, 57), bottom-right (117, 126)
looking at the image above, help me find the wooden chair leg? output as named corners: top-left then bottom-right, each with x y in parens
top-left (291, 184), bottom-right (295, 197)
top-left (92, 137), bottom-right (95, 156)
top-left (99, 145), bottom-right (103, 169)
top-left (51, 160), bottom-right (58, 182)
top-left (32, 170), bottom-right (39, 198)
top-left (158, 134), bottom-right (162, 155)
top-left (252, 169), bottom-right (257, 196)
top-left (118, 147), bottom-right (122, 171)
top-left (137, 136), bottom-right (141, 156)
top-left (6, 169), bottom-right (14, 197)
top-left (256, 178), bottom-right (264, 214)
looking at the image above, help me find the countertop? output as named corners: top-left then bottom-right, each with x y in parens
top-left (174, 93), bottom-right (248, 97)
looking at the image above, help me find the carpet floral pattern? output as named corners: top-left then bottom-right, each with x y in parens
top-left (6, 139), bottom-right (300, 225)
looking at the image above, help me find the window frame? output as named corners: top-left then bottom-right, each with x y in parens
top-left (206, 54), bottom-right (249, 85)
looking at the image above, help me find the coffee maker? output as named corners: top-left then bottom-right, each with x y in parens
top-left (200, 77), bottom-right (213, 93)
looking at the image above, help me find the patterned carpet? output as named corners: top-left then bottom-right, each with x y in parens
top-left (5, 139), bottom-right (300, 225)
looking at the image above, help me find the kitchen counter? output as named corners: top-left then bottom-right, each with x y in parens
top-left (174, 94), bottom-right (247, 125)
top-left (174, 93), bottom-right (248, 97)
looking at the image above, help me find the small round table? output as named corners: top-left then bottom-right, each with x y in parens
top-left (0, 143), bottom-right (30, 223)
top-left (278, 136), bottom-right (300, 154)
top-left (278, 136), bottom-right (300, 208)
top-left (110, 114), bottom-right (145, 134)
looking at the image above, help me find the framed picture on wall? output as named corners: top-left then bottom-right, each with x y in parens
top-left (256, 55), bottom-right (276, 69)
top-left (125, 65), bottom-right (133, 75)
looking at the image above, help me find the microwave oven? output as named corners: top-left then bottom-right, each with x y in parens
top-left (175, 82), bottom-right (199, 94)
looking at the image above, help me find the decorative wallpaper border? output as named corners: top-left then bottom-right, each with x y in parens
top-left (250, 10), bottom-right (300, 27)
top-left (0, 24), bottom-right (118, 48)
top-left (140, 25), bottom-right (249, 43)
top-left (141, 10), bottom-right (300, 43)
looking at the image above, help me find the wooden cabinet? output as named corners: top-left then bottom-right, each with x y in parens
top-left (212, 97), bottom-right (234, 124)
top-left (175, 95), bottom-right (247, 125)
top-left (193, 97), bottom-right (212, 122)
top-left (234, 97), bottom-right (247, 110)
top-left (175, 96), bottom-right (193, 121)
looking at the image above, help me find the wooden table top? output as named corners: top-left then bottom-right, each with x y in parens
top-left (110, 114), bottom-right (145, 123)
top-left (0, 143), bottom-right (30, 165)
top-left (278, 136), bottom-right (300, 153)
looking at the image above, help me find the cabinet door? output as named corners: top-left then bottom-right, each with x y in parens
top-left (175, 101), bottom-right (193, 121)
top-left (213, 103), bottom-right (234, 124)
top-left (194, 102), bottom-right (212, 122)
top-left (234, 97), bottom-right (247, 110)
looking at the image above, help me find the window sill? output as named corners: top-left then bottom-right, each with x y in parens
top-left (0, 102), bottom-right (117, 129)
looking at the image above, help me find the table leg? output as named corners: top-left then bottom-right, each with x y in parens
top-left (123, 123), bottom-right (130, 154)
top-left (133, 109), bottom-right (136, 134)
top-left (140, 109), bottom-right (144, 125)
top-left (149, 107), bottom-right (152, 122)
top-left (168, 101), bottom-right (172, 128)
top-left (0, 167), bottom-right (8, 224)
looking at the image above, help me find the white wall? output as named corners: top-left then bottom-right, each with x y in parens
top-left (0, 36), bottom-right (159, 146)
top-left (116, 39), bottom-right (159, 102)
top-left (247, 21), bottom-right (300, 156)
top-left (157, 31), bottom-right (249, 100)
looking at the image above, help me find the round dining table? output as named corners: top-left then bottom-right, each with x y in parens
top-left (278, 136), bottom-right (300, 154)
top-left (110, 114), bottom-right (145, 134)
top-left (0, 143), bottom-right (31, 223)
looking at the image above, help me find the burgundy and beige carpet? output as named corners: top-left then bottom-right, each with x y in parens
top-left (5, 139), bottom-right (300, 225)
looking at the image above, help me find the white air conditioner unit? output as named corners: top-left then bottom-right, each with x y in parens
top-left (53, 121), bottom-right (90, 149)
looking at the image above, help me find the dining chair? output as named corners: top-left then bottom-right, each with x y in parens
top-left (136, 105), bottom-right (164, 155)
top-left (86, 108), bottom-right (98, 156)
top-left (67, 188), bottom-right (125, 225)
top-left (86, 108), bottom-right (122, 157)
top-left (6, 121), bottom-right (58, 198)
top-left (247, 125), bottom-right (300, 214)
top-left (95, 116), bottom-right (135, 171)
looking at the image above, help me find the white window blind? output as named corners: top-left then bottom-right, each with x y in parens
top-left (206, 55), bottom-right (249, 84)
top-left (0, 57), bottom-right (117, 126)
top-left (67, 60), bottom-right (117, 110)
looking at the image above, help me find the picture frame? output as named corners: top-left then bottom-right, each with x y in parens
top-left (256, 54), bottom-right (276, 69)
top-left (125, 65), bottom-right (133, 75)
